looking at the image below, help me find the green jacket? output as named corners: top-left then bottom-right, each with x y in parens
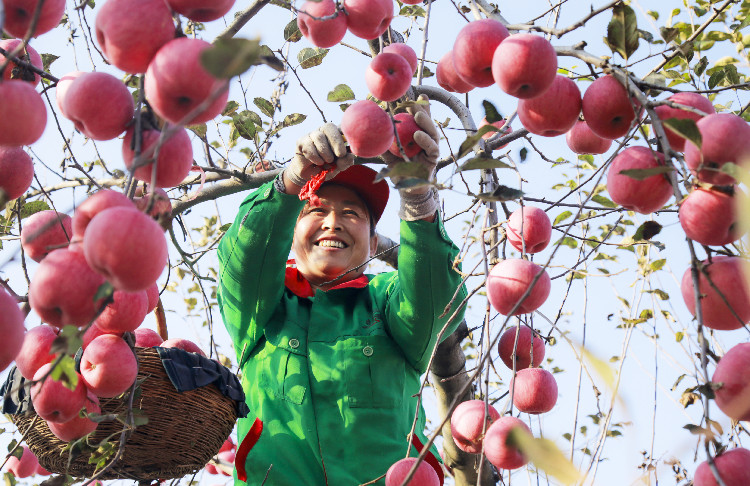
top-left (217, 180), bottom-right (467, 485)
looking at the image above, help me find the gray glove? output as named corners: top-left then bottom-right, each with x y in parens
top-left (286, 122), bottom-right (355, 187)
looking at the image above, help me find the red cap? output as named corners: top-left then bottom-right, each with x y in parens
top-left (324, 164), bottom-right (389, 224)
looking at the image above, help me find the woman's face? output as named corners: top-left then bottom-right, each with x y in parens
top-left (292, 185), bottom-right (378, 289)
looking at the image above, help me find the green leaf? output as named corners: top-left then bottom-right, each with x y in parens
top-left (556, 236), bottom-right (578, 249)
top-left (694, 56), bottom-right (709, 77)
top-left (482, 100), bottom-right (502, 124)
top-left (476, 185), bottom-right (524, 202)
top-left (188, 123), bottom-right (207, 138)
top-left (645, 289), bottom-right (669, 300)
top-left (298, 47), bottom-right (328, 69)
top-left (51, 325), bottom-right (83, 356)
top-left (283, 18), bottom-right (303, 43)
top-left (222, 100), bottom-right (240, 116)
top-left (201, 38), bottom-right (262, 79)
top-left (457, 125), bottom-right (499, 159)
top-left (281, 113), bottom-right (307, 128)
top-left (219, 223), bottom-right (232, 232)
top-left (605, 4), bottom-right (640, 60)
top-left (591, 194), bottom-right (617, 208)
top-left (618, 165), bottom-right (675, 181)
top-left (253, 97), bottom-right (275, 118)
top-left (659, 27), bottom-right (679, 44)
top-left (553, 211), bottom-right (573, 225)
top-left (40, 53), bottom-right (59, 71)
top-left (633, 221), bottom-right (662, 241)
top-left (94, 281), bottom-right (114, 302)
top-left (327, 84), bottom-right (355, 102)
top-left (19, 200), bottom-right (50, 219)
top-left (458, 155), bottom-right (511, 171)
top-left (662, 118), bottom-right (701, 149)
top-left (650, 258), bottom-right (667, 272)
top-left (50, 355), bottom-right (80, 390)
top-left (508, 429), bottom-right (582, 485)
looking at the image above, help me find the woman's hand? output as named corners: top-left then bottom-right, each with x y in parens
top-left (284, 123), bottom-right (355, 192)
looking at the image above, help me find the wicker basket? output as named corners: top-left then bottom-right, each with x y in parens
top-left (12, 347), bottom-right (239, 481)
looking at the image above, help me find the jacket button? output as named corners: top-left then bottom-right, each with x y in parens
top-left (362, 346), bottom-right (373, 357)
top-left (289, 338), bottom-right (300, 349)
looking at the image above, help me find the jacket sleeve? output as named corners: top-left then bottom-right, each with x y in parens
top-left (217, 180), bottom-right (305, 365)
top-left (377, 214), bottom-right (468, 373)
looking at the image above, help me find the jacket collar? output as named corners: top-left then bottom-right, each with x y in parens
top-left (285, 259), bottom-right (369, 298)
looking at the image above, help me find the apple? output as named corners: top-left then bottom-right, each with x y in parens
top-left (712, 343), bottom-right (750, 422)
top-left (435, 50), bottom-right (473, 94)
top-left (296, 0), bottom-right (347, 49)
top-left (134, 186), bottom-right (172, 221)
top-left (95, 289), bottom-right (148, 333)
top-left (82, 323), bottom-right (123, 349)
top-left (679, 187), bottom-right (742, 247)
top-left (487, 259), bottom-right (551, 316)
top-left (21, 210), bottom-right (72, 262)
top-left (31, 362), bottom-right (88, 423)
top-left (15, 324), bottom-right (58, 380)
top-left (498, 326), bottom-right (545, 370)
top-left (517, 75), bottom-right (581, 137)
top-left (2, 0), bottom-right (66, 38)
top-left (653, 92), bottom-right (715, 152)
top-left (161, 338), bottom-right (207, 356)
top-left (479, 117), bottom-right (511, 151)
top-left (606, 146), bottom-right (672, 214)
top-left (145, 282), bottom-right (160, 313)
top-left (219, 437), bottom-right (235, 453)
top-left (385, 457), bottom-right (439, 486)
top-left (680, 256), bottom-right (750, 331)
top-left (510, 368), bottom-right (558, 414)
top-left (383, 43), bottom-right (418, 75)
top-left (28, 248), bottom-right (107, 328)
top-left (0, 80), bottom-right (47, 146)
top-left (483, 416), bottom-right (532, 470)
top-left (450, 399), bottom-right (501, 453)
top-left (123, 126), bottom-right (194, 188)
top-left (0, 287), bottom-right (25, 372)
top-left (134, 328), bottom-right (163, 347)
top-left (365, 52), bottom-right (412, 102)
top-left (72, 189), bottom-right (134, 240)
top-left (340, 100), bottom-right (394, 158)
top-left (506, 206), bottom-right (551, 254)
top-left (166, 0), bottom-right (235, 22)
top-left (5, 445), bottom-right (38, 478)
top-left (145, 37), bottom-right (230, 125)
top-left (694, 448), bottom-right (750, 486)
top-left (0, 146), bottom-right (34, 201)
top-left (95, 0), bottom-right (175, 74)
top-left (453, 19), bottom-right (509, 87)
top-left (35, 463), bottom-right (51, 476)
top-left (0, 39), bottom-right (43, 85)
top-left (46, 392), bottom-right (100, 441)
top-left (83, 206), bottom-right (168, 292)
top-left (343, 0), bottom-right (393, 40)
top-left (565, 120), bottom-right (612, 155)
top-left (216, 450), bottom-right (236, 476)
top-left (80, 334), bottom-right (138, 398)
top-left (684, 113), bottom-right (750, 185)
top-left (491, 33), bottom-right (557, 99)
top-left (62, 72), bottom-right (135, 141)
top-left (55, 71), bottom-right (85, 117)
top-left (582, 75), bottom-right (641, 139)
top-left (388, 113), bottom-right (422, 159)
top-left (400, 0), bottom-right (422, 4)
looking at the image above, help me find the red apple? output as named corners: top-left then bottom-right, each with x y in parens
top-left (95, 0), bottom-right (175, 74)
top-left (219, 437), bottom-right (235, 453)
top-left (145, 37), bottom-right (230, 125)
top-left (134, 186), bottom-right (172, 221)
top-left (582, 75), bottom-right (641, 139)
top-left (450, 400), bottom-right (501, 453)
top-left (453, 19), bottom-right (509, 88)
top-left (383, 43), bottom-right (418, 75)
top-left (479, 117), bottom-right (511, 151)
top-left (21, 210), bottom-right (72, 262)
top-left (31, 362), bottom-right (88, 423)
top-left (5, 445), bottom-right (38, 478)
top-left (0, 39), bottom-right (43, 85)
top-left (15, 324), bottom-right (58, 380)
top-left (145, 282), bottom-right (160, 313)
top-left (35, 463), bottom-right (51, 476)
top-left (684, 113), bottom-right (750, 185)
top-left (95, 289), bottom-right (148, 333)
top-left (483, 416), bottom-right (531, 470)
top-left (679, 187), bottom-right (742, 247)
top-left (161, 338), bottom-right (207, 356)
top-left (606, 146), bottom-right (672, 214)
top-left (487, 259), bottom-right (551, 316)
top-left (497, 326), bottom-right (545, 370)
top-left (62, 72), bottom-right (134, 141)
top-left (296, 0), bottom-right (347, 49)
top-left (2, 0), bottom-right (66, 38)
top-left (491, 33), bottom-right (557, 99)
top-left (83, 206), bottom-right (168, 292)
top-left (134, 328), bottom-right (164, 347)
top-left (694, 448), bottom-right (750, 486)
top-left (565, 120), bottom-right (612, 155)
top-left (166, 0), bottom-right (235, 22)
top-left (0, 80), bottom-right (47, 146)
top-left (435, 50), bottom-right (473, 94)
top-left (388, 112), bottom-right (422, 159)
top-left (506, 206), bottom-right (551, 254)
top-left (365, 52), bottom-right (412, 102)
top-left (72, 189), bottom-right (134, 240)
top-left (28, 248), bottom-right (107, 328)
top-left (510, 368), bottom-right (558, 414)
top-left (0, 146), bottom-right (34, 201)
top-left (343, 0), bottom-right (392, 40)
top-left (340, 100), bottom-right (394, 158)
top-left (82, 323), bottom-right (123, 350)
top-left (46, 392), bottom-right (100, 441)
top-left (55, 71), bottom-right (85, 117)
top-left (0, 287), bottom-right (25, 372)
top-left (680, 256), bottom-right (750, 331)
top-left (385, 457), bottom-right (439, 486)
top-left (517, 74), bottom-right (581, 137)
top-left (653, 92), bottom-right (715, 152)
top-left (712, 343), bottom-right (750, 422)
top-left (123, 126), bottom-right (194, 188)
top-left (80, 334), bottom-right (138, 398)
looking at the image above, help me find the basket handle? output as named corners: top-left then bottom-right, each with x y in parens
top-left (155, 297), bottom-right (168, 341)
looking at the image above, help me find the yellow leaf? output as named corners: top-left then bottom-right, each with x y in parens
top-left (508, 429), bottom-right (582, 485)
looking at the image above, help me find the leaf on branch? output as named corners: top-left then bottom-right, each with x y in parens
top-left (482, 100), bottom-right (503, 124)
top-left (298, 47), bottom-right (329, 69)
top-left (222, 101), bottom-right (240, 117)
top-left (605, 4), bottom-right (640, 60)
top-left (554, 211), bottom-right (573, 225)
top-left (457, 125), bottom-right (500, 159)
top-left (327, 84), bottom-right (355, 102)
top-left (188, 123), bottom-right (207, 138)
top-left (283, 19), bottom-right (303, 43)
top-left (50, 325), bottom-right (83, 356)
top-left (618, 165), bottom-right (675, 181)
top-left (19, 200), bottom-right (50, 219)
top-left (662, 118), bottom-right (701, 149)
top-left (378, 162), bottom-right (431, 183)
top-left (507, 429), bottom-right (582, 485)
top-left (418, 65), bottom-right (434, 78)
top-left (633, 221), bottom-right (662, 241)
top-left (659, 26), bottom-right (679, 44)
top-left (253, 97), bottom-right (275, 118)
top-left (458, 155), bottom-right (511, 171)
top-left (41, 53), bottom-right (59, 71)
top-left (591, 194), bottom-right (617, 208)
top-left (683, 424), bottom-right (715, 440)
top-left (201, 38), bottom-right (262, 79)
top-left (476, 185), bottom-right (524, 202)
top-left (281, 113), bottom-right (306, 128)
top-left (50, 355), bottom-right (80, 391)
top-left (94, 281), bottom-right (114, 303)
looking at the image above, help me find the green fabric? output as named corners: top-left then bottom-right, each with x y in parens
top-left (217, 179), bottom-right (467, 486)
